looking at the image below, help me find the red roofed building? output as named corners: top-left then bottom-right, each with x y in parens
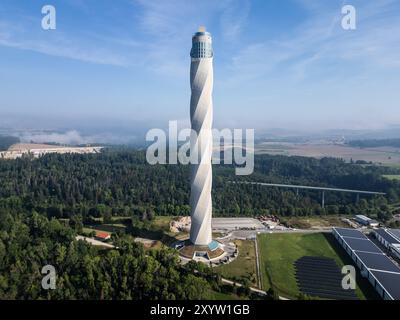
top-left (95, 231), bottom-right (111, 241)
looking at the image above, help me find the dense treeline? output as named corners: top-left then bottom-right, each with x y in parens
top-left (0, 135), bottom-right (19, 151)
top-left (0, 210), bottom-right (218, 299)
top-left (0, 149), bottom-right (399, 220)
top-left (0, 148), bottom-right (399, 299)
top-left (348, 138), bottom-right (400, 148)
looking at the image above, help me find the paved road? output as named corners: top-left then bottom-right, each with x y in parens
top-left (212, 217), bottom-right (265, 231)
top-left (228, 228), bottom-right (331, 240)
top-left (254, 238), bottom-right (262, 289)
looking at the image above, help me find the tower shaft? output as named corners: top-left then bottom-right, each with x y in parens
top-left (189, 28), bottom-right (213, 246)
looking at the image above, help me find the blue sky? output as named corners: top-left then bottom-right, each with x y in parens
top-left (0, 0), bottom-right (400, 137)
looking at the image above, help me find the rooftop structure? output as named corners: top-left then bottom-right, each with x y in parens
top-left (373, 228), bottom-right (400, 261)
top-left (374, 228), bottom-right (400, 247)
top-left (333, 227), bottom-right (400, 300)
top-left (355, 215), bottom-right (379, 227)
top-left (95, 231), bottom-right (111, 241)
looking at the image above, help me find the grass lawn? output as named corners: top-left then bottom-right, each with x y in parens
top-left (215, 240), bottom-right (258, 287)
top-left (257, 232), bottom-right (377, 300)
top-left (151, 216), bottom-right (174, 230)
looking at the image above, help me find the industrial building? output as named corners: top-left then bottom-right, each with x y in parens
top-left (333, 227), bottom-right (400, 300)
top-left (373, 228), bottom-right (400, 260)
top-left (355, 215), bottom-right (379, 227)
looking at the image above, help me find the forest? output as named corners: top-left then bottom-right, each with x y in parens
top-left (0, 209), bottom-right (237, 299)
top-left (0, 148), bottom-right (398, 221)
top-left (1, 148), bottom-right (399, 299)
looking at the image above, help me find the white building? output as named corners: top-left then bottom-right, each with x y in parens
top-left (355, 214), bottom-right (379, 227)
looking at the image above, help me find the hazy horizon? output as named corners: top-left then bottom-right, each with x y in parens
top-left (1, 0), bottom-right (400, 137)
top-left (2, 114), bottom-right (400, 146)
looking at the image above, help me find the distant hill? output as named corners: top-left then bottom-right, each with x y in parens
top-left (348, 139), bottom-right (400, 148)
top-left (0, 135), bottom-right (20, 151)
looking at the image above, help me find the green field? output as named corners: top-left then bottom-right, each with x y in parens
top-left (215, 240), bottom-right (258, 287)
top-left (382, 174), bottom-right (400, 181)
top-left (257, 232), bottom-right (376, 300)
top-left (151, 216), bottom-right (173, 230)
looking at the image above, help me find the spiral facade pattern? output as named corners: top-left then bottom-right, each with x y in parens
top-left (189, 28), bottom-right (213, 246)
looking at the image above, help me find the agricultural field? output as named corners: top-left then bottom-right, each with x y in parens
top-left (215, 240), bottom-right (258, 287)
top-left (255, 142), bottom-right (400, 165)
top-left (257, 232), bottom-right (376, 300)
top-left (382, 174), bottom-right (400, 181)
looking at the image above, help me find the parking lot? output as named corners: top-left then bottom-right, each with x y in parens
top-left (212, 217), bottom-right (265, 231)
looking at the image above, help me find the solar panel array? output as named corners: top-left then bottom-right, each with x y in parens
top-left (375, 228), bottom-right (400, 244)
top-left (333, 227), bottom-right (400, 300)
top-left (344, 237), bottom-right (382, 253)
top-left (334, 228), bottom-right (368, 239)
top-left (295, 256), bottom-right (358, 300)
top-left (355, 251), bottom-right (400, 272)
top-left (370, 271), bottom-right (400, 300)
top-left (388, 229), bottom-right (400, 242)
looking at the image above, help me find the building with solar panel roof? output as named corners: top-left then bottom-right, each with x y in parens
top-left (333, 227), bottom-right (400, 300)
top-left (373, 228), bottom-right (400, 260)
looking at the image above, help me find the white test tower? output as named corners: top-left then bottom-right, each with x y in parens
top-left (189, 26), bottom-right (214, 246)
